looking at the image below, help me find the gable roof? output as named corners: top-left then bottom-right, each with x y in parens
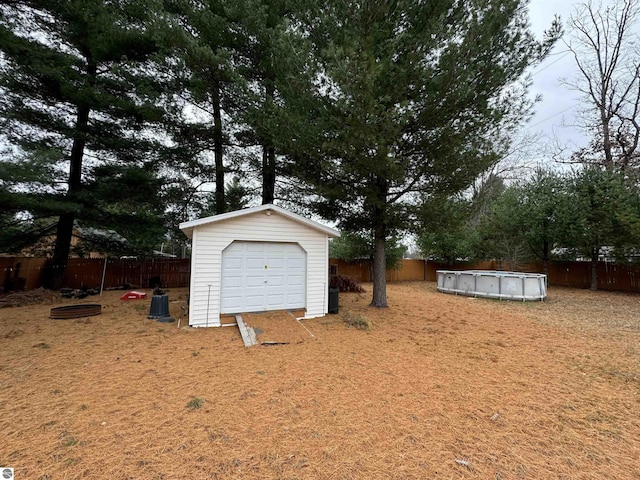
top-left (179, 204), bottom-right (340, 239)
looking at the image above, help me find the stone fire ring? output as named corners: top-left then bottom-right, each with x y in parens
top-left (50, 304), bottom-right (102, 320)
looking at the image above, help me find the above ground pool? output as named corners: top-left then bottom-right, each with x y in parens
top-left (436, 270), bottom-right (547, 301)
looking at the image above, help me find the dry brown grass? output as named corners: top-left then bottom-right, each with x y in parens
top-left (0, 283), bottom-right (638, 479)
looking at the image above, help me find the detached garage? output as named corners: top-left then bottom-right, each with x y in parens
top-left (179, 204), bottom-right (340, 327)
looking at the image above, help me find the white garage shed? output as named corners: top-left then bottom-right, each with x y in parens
top-left (179, 204), bottom-right (340, 327)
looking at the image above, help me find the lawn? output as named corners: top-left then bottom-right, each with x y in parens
top-left (0, 283), bottom-right (638, 479)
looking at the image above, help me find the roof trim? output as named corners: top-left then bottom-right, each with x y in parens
top-left (179, 204), bottom-right (340, 239)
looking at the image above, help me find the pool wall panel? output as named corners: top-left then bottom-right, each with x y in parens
top-left (436, 270), bottom-right (546, 301)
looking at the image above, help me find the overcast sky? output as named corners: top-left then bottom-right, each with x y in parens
top-left (525, 0), bottom-right (632, 163)
top-left (527, 0), bottom-right (579, 154)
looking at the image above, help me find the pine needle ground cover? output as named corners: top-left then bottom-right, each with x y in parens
top-left (0, 283), bottom-right (638, 479)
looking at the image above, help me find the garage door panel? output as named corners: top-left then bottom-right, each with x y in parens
top-left (287, 257), bottom-right (304, 269)
top-left (245, 275), bottom-right (265, 287)
top-left (244, 283), bottom-right (264, 294)
top-left (246, 243), bottom-right (265, 253)
top-left (225, 243), bottom-right (244, 254)
top-left (266, 287), bottom-right (285, 298)
top-left (244, 290), bottom-right (264, 306)
top-left (267, 275), bottom-right (285, 286)
top-left (224, 287), bottom-right (245, 298)
top-left (287, 293), bottom-right (304, 304)
top-left (246, 258), bottom-right (264, 269)
top-left (286, 282), bottom-right (304, 293)
top-left (224, 277), bottom-right (244, 288)
top-left (267, 257), bottom-right (285, 269)
top-left (225, 243), bottom-right (243, 251)
top-left (224, 258), bottom-right (244, 269)
top-left (266, 293), bottom-right (285, 307)
top-left (287, 290), bottom-right (304, 302)
top-left (221, 241), bottom-right (306, 314)
top-left (223, 295), bottom-right (244, 310)
top-left (288, 274), bottom-right (304, 286)
top-left (224, 270), bottom-right (244, 279)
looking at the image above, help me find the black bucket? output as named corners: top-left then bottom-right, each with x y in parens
top-left (148, 295), bottom-right (171, 320)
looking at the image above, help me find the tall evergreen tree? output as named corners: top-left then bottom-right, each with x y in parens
top-left (567, 167), bottom-right (640, 290)
top-left (417, 195), bottom-right (478, 266)
top-left (160, 0), bottom-right (309, 214)
top-left (292, 0), bottom-right (561, 307)
top-left (474, 169), bottom-right (571, 273)
top-left (518, 169), bottom-right (570, 274)
top-left (0, 0), bottom-right (169, 286)
top-left (162, 0), bottom-right (241, 215)
top-left (233, 0), bottom-right (316, 205)
top-left (476, 186), bottom-right (531, 268)
top-left (242, 0), bottom-right (283, 205)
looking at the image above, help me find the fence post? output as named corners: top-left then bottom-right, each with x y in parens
top-left (100, 256), bottom-right (108, 295)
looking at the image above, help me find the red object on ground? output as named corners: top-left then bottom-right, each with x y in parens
top-left (120, 291), bottom-right (147, 300)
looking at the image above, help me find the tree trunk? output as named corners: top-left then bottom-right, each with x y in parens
top-left (45, 212), bottom-right (76, 289)
top-left (261, 74), bottom-right (276, 204)
top-left (45, 105), bottom-right (90, 289)
top-left (590, 247), bottom-right (598, 291)
top-left (262, 144), bottom-right (276, 204)
top-left (368, 254), bottom-right (374, 282)
top-left (44, 61), bottom-right (95, 289)
top-left (371, 223), bottom-right (388, 307)
top-left (370, 175), bottom-right (389, 308)
top-left (600, 103), bottom-right (614, 170)
top-left (212, 78), bottom-right (225, 214)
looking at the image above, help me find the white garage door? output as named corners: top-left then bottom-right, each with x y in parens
top-left (220, 241), bottom-right (306, 314)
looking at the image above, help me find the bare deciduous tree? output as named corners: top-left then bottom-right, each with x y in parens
top-left (565, 0), bottom-right (640, 172)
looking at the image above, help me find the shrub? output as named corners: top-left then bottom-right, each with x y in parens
top-left (342, 311), bottom-right (371, 331)
top-left (187, 397), bottom-right (204, 410)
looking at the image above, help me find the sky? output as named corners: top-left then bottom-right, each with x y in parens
top-left (525, 0), bottom-right (631, 164)
top-left (526, 0), bottom-right (587, 162)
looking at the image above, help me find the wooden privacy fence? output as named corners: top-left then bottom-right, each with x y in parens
top-left (64, 258), bottom-right (191, 289)
top-left (3, 256), bottom-right (640, 292)
top-left (1, 257), bottom-right (190, 291)
top-left (426, 260), bottom-right (640, 292)
top-left (329, 258), bottom-right (427, 282)
top-left (0, 256), bottom-right (48, 291)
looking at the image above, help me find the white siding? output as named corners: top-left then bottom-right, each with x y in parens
top-left (188, 211), bottom-right (330, 327)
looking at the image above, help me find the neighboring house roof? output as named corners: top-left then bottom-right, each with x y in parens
top-left (180, 203), bottom-right (340, 239)
top-left (17, 223), bottom-right (130, 258)
top-left (152, 250), bottom-right (177, 258)
top-left (76, 226), bottom-right (128, 245)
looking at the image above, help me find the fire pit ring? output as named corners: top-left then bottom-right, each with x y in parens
top-left (50, 304), bottom-right (102, 319)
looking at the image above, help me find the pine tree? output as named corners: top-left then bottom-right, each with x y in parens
top-left (0, 0), bottom-right (170, 287)
top-left (161, 0), bottom-right (242, 215)
top-left (567, 167), bottom-right (640, 290)
top-left (233, 0), bottom-right (317, 205)
top-left (292, 0), bottom-right (561, 307)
